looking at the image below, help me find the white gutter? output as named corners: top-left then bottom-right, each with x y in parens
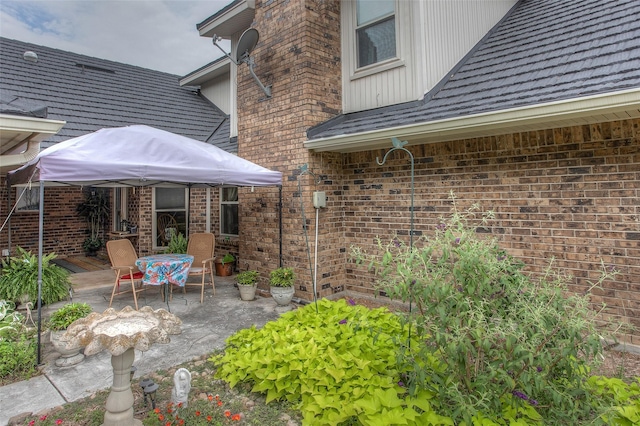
top-left (0, 114), bottom-right (66, 135)
top-left (304, 88), bottom-right (640, 153)
top-left (0, 115), bottom-right (65, 170)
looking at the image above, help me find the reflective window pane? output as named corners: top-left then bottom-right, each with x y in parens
top-left (357, 0), bottom-right (394, 26)
top-left (357, 16), bottom-right (396, 67)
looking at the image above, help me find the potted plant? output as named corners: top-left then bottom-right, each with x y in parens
top-left (214, 253), bottom-right (235, 277)
top-left (48, 302), bottom-right (92, 367)
top-left (76, 188), bottom-right (110, 256)
top-left (269, 267), bottom-right (295, 306)
top-left (0, 247), bottom-right (71, 307)
top-left (236, 270), bottom-right (259, 301)
top-left (164, 232), bottom-right (188, 254)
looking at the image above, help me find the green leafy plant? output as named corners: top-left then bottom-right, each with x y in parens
top-left (221, 253), bottom-right (235, 265)
top-left (48, 302), bottom-right (92, 331)
top-left (235, 270), bottom-right (259, 286)
top-left (164, 232), bottom-right (188, 254)
top-left (0, 247), bottom-right (71, 305)
top-left (82, 236), bottom-right (102, 253)
top-left (213, 299), bottom-right (441, 425)
top-left (268, 267), bottom-right (295, 287)
top-left (76, 188), bottom-right (110, 253)
top-left (0, 300), bottom-right (24, 341)
top-left (587, 375), bottom-right (640, 425)
top-left (352, 192), bottom-right (621, 424)
top-left (0, 300), bottom-right (37, 385)
top-left (0, 333), bottom-right (37, 384)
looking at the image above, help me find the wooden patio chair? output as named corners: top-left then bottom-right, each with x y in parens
top-left (182, 233), bottom-right (216, 303)
top-left (106, 239), bottom-right (146, 310)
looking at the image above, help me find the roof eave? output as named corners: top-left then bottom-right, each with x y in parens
top-left (180, 58), bottom-right (231, 86)
top-left (304, 89), bottom-right (640, 153)
top-left (197, 0), bottom-right (256, 39)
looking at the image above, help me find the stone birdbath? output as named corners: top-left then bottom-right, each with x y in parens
top-left (61, 306), bottom-right (182, 426)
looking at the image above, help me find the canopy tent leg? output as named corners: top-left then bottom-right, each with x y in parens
top-left (37, 180), bottom-right (44, 365)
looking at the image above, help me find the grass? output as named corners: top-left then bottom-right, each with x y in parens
top-left (19, 352), bottom-right (302, 426)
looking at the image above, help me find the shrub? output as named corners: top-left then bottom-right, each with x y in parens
top-left (352, 194), bottom-right (619, 424)
top-left (0, 303), bottom-right (37, 384)
top-left (0, 247), bottom-right (71, 305)
top-left (0, 334), bottom-right (37, 383)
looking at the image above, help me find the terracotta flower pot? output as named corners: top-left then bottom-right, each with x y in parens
top-left (215, 261), bottom-right (234, 276)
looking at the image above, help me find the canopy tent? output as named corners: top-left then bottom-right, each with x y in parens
top-left (5, 125), bottom-right (283, 364)
top-left (8, 124), bottom-right (282, 187)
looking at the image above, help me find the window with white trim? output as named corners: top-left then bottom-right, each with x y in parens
top-left (356, 0), bottom-right (396, 68)
top-left (112, 187), bottom-right (129, 231)
top-left (220, 186), bottom-right (238, 237)
top-left (153, 188), bottom-right (188, 248)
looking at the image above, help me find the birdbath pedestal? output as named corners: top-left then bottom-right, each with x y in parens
top-left (62, 306), bottom-right (182, 426)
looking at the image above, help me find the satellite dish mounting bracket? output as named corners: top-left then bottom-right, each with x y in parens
top-left (212, 29), bottom-right (272, 99)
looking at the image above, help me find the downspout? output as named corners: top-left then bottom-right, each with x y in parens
top-left (278, 186), bottom-right (283, 268)
top-left (1, 138), bottom-right (40, 169)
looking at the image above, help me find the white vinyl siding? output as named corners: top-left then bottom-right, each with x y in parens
top-left (341, 0), bottom-right (517, 113)
top-left (200, 76), bottom-right (231, 115)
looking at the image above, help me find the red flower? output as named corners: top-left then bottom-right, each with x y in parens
top-left (158, 414), bottom-right (165, 421)
top-left (178, 419), bottom-right (185, 425)
top-left (177, 402), bottom-right (183, 408)
top-left (29, 421), bottom-right (35, 426)
top-left (165, 422), bottom-right (171, 426)
top-left (207, 415), bottom-right (213, 422)
top-left (224, 410), bottom-right (231, 417)
top-left (195, 411), bottom-right (201, 417)
top-left (208, 394), bottom-right (214, 401)
top-left (154, 408), bottom-right (161, 414)
top-left (40, 416), bottom-right (47, 421)
top-left (217, 400), bottom-right (223, 406)
top-left (167, 408), bottom-right (173, 414)
top-left (56, 420), bottom-right (63, 425)
top-left (232, 414), bottom-right (241, 421)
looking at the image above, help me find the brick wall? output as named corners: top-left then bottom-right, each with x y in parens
top-left (237, 0), bottom-right (343, 295)
top-left (0, 184), bottom-right (93, 256)
top-left (340, 119), bottom-right (640, 344)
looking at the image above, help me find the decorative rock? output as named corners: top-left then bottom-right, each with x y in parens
top-left (171, 368), bottom-right (191, 407)
top-left (7, 412), bottom-right (31, 425)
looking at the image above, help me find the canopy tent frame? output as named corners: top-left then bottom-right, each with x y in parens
top-left (5, 125), bottom-right (284, 364)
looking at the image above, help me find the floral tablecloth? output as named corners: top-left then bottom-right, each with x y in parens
top-left (135, 254), bottom-right (194, 287)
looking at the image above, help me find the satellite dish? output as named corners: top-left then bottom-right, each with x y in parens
top-left (211, 28), bottom-right (271, 99)
top-left (236, 28), bottom-right (259, 64)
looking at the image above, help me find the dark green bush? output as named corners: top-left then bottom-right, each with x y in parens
top-left (353, 194), bottom-right (622, 424)
top-left (0, 247), bottom-right (71, 305)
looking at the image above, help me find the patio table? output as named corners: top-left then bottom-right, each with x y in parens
top-left (136, 254), bottom-right (194, 307)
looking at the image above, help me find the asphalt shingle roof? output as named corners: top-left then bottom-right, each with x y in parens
top-left (309, 0), bottom-right (640, 140)
top-left (0, 37), bottom-right (234, 152)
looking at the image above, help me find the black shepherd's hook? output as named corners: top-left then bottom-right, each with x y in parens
top-left (376, 137), bottom-right (415, 348)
